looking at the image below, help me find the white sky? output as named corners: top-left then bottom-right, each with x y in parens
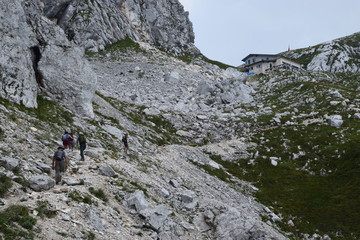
top-left (178, 0), bottom-right (360, 66)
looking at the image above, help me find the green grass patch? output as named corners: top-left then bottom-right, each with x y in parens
top-left (0, 205), bottom-right (37, 239)
top-left (35, 201), bottom-right (57, 219)
top-left (89, 187), bottom-right (108, 202)
top-left (0, 127), bottom-right (4, 140)
top-left (104, 37), bottom-right (142, 52)
top-left (227, 122), bottom-right (360, 239)
top-left (86, 231), bottom-right (96, 240)
top-left (188, 158), bottom-right (231, 183)
top-left (0, 175), bottom-right (13, 197)
top-left (0, 94), bottom-right (74, 128)
top-left (68, 190), bottom-right (93, 205)
top-left (56, 231), bottom-right (68, 237)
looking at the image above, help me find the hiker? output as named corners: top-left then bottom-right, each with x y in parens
top-left (52, 146), bottom-right (68, 184)
top-left (69, 132), bottom-right (75, 151)
top-left (122, 133), bottom-right (129, 153)
top-left (77, 133), bottom-right (87, 161)
top-left (62, 131), bottom-right (72, 150)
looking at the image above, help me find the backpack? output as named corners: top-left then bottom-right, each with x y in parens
top-left (54, 150), bottom-right (65, 161)
top-left (61, 134), bottom-right (68, 141)
top-left (78, 135), bottom-right (86, 143)
top-left (122, 136), bottom-right (127, 143)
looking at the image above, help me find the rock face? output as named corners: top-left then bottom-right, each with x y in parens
top-left (42, 0), bottom-right (196, 55)
top-left (0, 0), bottom-right (38, 108)
top-left (39, 45), bottom-right (97, 117)
top-left (0, 0), bottom-right (97, 117)
top-left (286, 32), bottom-right (360, 73)
top-left (0, 0), bottom-right (197, 117)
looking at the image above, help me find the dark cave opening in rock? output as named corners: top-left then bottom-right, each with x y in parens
top-left (30, 46), bottom-right (44, 88)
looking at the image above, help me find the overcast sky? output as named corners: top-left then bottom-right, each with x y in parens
top-left (178, 0), bottom-right (360, 66)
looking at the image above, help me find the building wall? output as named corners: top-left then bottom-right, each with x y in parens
top-left (249, 62), bottom-right (273, 74)
top-left (245, 55), bottom-right (301, 74)
top-left (275, 57), bottom-right (301, 68)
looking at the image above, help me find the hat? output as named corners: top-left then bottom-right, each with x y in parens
top-left (58, 146), bottom-right (65, 150)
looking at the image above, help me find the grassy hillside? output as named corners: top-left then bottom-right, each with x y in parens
top-left (199, 71), bottom-right (360, 239)
top-left (242, 71), bottom-right (360, 239)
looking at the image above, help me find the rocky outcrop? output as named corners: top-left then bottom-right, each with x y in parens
top-left (286, 32), bottom-right (360, 73)
top-left (0, 0), bottom-right (97, 117)
top-left (0, 0), bottom-right (38, 108)
top-left (38, 44), bottom-right (97, 118)
top-left (42, 0), bottom-right (196, 55)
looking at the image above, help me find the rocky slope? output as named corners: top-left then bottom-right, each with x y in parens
top-left (0, 1), bottom-right (287, 237)
top-left (285, 32), bottom-right (360, 73)
top-left (0, 42), bottom-right (288, 239)
top-left (1, 0), bottom-right (360, 239)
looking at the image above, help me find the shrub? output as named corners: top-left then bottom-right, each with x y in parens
top-left (68, 191), bottom-right (93, 204)
top-left (0, 175), bottom-right (13, 197)
top-left (0, 205), bottom-right (37, 239)
top-left (89, 187), bottom-right (108, 202)
top-left (35, 201), bottom-right (57, 219)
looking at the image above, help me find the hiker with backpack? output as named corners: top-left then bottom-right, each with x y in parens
top-left (122, 133), bottom-right (129, 153)
top-left (52, 146), bottom-right (68, 184)
top-left (77, 133), bottom-right (87, 161)
top-left (62, 131), bottom-right (72, 150)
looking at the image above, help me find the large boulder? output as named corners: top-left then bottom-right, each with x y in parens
top-left (39, 45), bottom-right (97, 118)
top-left (140, 205), bottom-right (172, 231)
top-left (98, 165), bottom-right (116, 177)
top-left (126, 190), bottom-right (148, 212)
top-left (28, 175), bottom-right (55, 192)
top-left (327, 115), bottom-right (343, 128)
top-left (0, 157), bottom-right (20, 171)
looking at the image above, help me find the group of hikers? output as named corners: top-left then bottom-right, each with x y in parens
top-left (52, 130), bottom-right (129, 184)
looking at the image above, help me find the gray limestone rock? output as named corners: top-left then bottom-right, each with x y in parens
top-left (143, 108), bottom-right (161, 116)
top-left (353, 113), bottom-right (360, 119)
top-left (197, 81), bottom-right (213, 96)
top-left (140, 205), bottom-right (172, 231)
top-left (84, 150), bottom-right (100, 159)
top-left (28, 175), bottom-right (56, 192)
top-left (98, 165), bottom-right (116, 177)
top-left (0, 157), bottom-right (20, 171)
top-left (35, 161), bottom-right (51, 173)
top-left (328, 90), bottom-right (343, 99)
top-left (0, 0), bottom-right (38, 108)
top-left (178, 190), bottom-right (195, 204)
top-left (39, 45), bottom-right (97, 118)
top-left (158, 188), bottom-right (170, 199)
top-left (327, 115), bottom-right (343, 128)
top-left (169, 179), bottom-right (180, 188)
top-left (126, 190), bottom-right (148, 212)
top-left (62, 177), bottom-right (83, 186)
top-left (85, 208), bottom-right (105, 232)
top-left (42, 0), bottom-right (196, 54)
top-left (165, 71), bottom-right (180, 83)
